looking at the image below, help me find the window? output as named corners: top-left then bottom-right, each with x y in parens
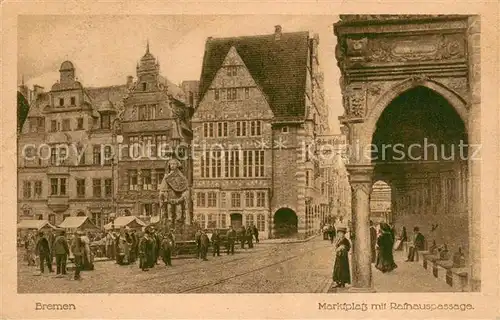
top-left (203, 123), bottom-right (215, 138)
top-left (156, 135), bottom-right (168, 158)
top-left (48, 214), bottom-right (56, 225)
top-left (50, 178), bottom-right (58, 195)
top-left (220, 192), bottom-right (226, 208)
top-left (138, 105), bottom-right (156, 120)
top-left (196, 214), bottom-right (206, 229)
top-left (197, 192), bottom-right (206, 207)
top-left (70, 97), bottom-right (76, 106)
top-left (215, 151), bottom-right (222, 178)
top-left (58, 148), bottom-right (67, 165)
top-left (76, 179), bottom-right (85, 198)
top-left (231, 192), bottom-right (241, 208)
top-left (243, 150), bottom-right (252, 178)
top-left (143, 203), bottom-right (153, 216)
top-left (236, 121), bottom-right (247, 136)
top-left (227, 150), bottom-right (240, 178)
top-left (207, 192), bottom-right (217, 207)
top-left (77, 117), bottom-right (84, 130)
top-left (219, 214), bottom-right (227, 229)
top-left (142, 169), bottom-right (152, 190)
top-left (245, 191), bottom-right (254, 207)
top-left (60, 178), bottom-right (66, 195)
top-left (256, 191), bottom-right (266, 207)
top-left (50, 147), bottom-right (57, 165)
top-left (142, 83), bottom-right (147, 91)
top-left (62, 119), bottom-right (70, 131)
top-left (156, 169), bottom-right (165, 187)
top-left (201, 152), bottom-right (207, 178)
top-left (214, 89), bottom-right (219, 100)
top-left (257, 214), bottom-right (266, 231)
top-left (227, 66), bottom-right (238, 76)
top-left (245, 88), bottom-right (250, 99)
top-left (59, 98), bottom-right (64, 107)
top-left (91, 212), bottom-right (102, 228)
top-left (281, 126), bottom-right (289, 133)
top-left (105, 179), bottom-right (112, 197)
top-left (103, 146), bottom-right (112, 165)
top-left (23, 181), bottom-right (31, 198)
top-left (93, 145), bottom-right (101, 165)
top-left (50, 120), bottom-right (57, 132)
top-left (34, 181), bottom-right (42, 197)
top-left (77, 145), bottom-right (86, 165)
top-left (93, 179), bottom-right (101, 198)
top-left (245, 214), bottom-right (254, 227)
top-left (129, 136), bottom-right (140, 159)
top-left (36, 214), bottom-right (43, 220)
top-left (217, 122), bottom-right (228, 137)
top-left (250, 121), bottom-right (261, 136)
top-left (207, 214), bottom-right (216, 228)
top-left (227, 88), bottom-right (237, 100)
top-left (143, 136), bottom-right (155, 157)
top-left (255, 150), bottom-right (265, 177)
top-left (101, 114), bottom-right (111, 129)
top-left (306, 171), bottom-right (310, 186)
top-left (129, 170), bottom-right (138, 191)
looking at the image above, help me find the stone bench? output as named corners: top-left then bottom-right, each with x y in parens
top-left (421, 252), bottom-right (468, 291)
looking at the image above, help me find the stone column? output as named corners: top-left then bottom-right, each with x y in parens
top-left (346, 164), bottom-right (374, 292)
top-left (467, 15), bottom-right (481, 291)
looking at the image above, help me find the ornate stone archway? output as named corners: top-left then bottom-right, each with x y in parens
top-left (334, 15), bottom-right (481, 292)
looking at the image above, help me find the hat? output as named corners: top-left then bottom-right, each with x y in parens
top-left (337, 227), bottom-right (347, 233)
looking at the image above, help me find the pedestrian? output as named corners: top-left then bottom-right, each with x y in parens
top-left (246, 226), bottom-right (254, 248)
top-left (129, 229), bottom-right (138, 263)
top-left (332, 227), bottom-right (351, 288)
top-left (35, 231), bottom-right (53, 274)
top-left (195, 229), bottom-right (202, 259)
top-left (161, 232), bottom-right (174, 267)
top-left (211, 229), bottom-right (221, 257)
top-left (200, 229), bottom-right (210, 261)
top-left (52, 230), bottom-right (69, 277)
top-left (406, 226), bottom-right (425, 262)
top-left (25, 232), bottom-right (36, 266)
top-left (70, 231), bottom-right (85, 280)
top-left (252, 224), bottom-right (259, 243)
top-left (226, 225), bottom-right (236, 255)
top-left (369, 220), bottom-right (377, 264)
top-left (375, 223), bottom-right (398, 273)
top-left (80, 231), bottom-right (94, 271)
top-left (239, 226), bottom-right (246, 249)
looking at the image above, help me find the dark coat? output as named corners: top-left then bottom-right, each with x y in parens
top-left (227, 229), bottom-right (236, 240)
top-left (200, 234), bottom-right (210, 247)
top-left (36, 237), bottom-right (50, 255)
top-left (211, 232), bottom-right (220, 244)
top-left (375, 232), bottom-right (397, 273)
top-left (414, 232), bottom-right (425, 250)
top-left (332, 237), bottom-right (351, 285)
top-left (52, 235), bottom-right (69, 255)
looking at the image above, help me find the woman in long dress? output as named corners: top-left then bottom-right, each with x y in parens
top-left (375, 223), bottom-right (398, 273)
top-left (332, 227), bottom-right (351, 288)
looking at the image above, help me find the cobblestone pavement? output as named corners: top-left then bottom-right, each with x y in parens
top-left (18, 236), bottom-right (336, 294)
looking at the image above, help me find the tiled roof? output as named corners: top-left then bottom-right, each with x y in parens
top-left (199, 31), bottom-right (310, 119)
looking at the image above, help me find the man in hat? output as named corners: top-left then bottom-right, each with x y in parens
top-left (139, 229), bottom-right (154, 271)
top-left (52, 230), bottom-right (70, 277)
top-left (226, 225), bottom-right (236, 255)
top-left (332, 227), bottom-right (351, 288)
top-left (194, 228), bottom-right (202, 259)
top-left (211, 229), bottom-right (221, 257)
top-left (200, 229), bottom-right (210, 261)
top-left (35, 231), bottom-right (53, 274)
top-left (161, 231), bottom-right (174, 267)
top-left (70, 231), bottom-right (85, 280)
top-left (406, 226), bottom-right (425, 262)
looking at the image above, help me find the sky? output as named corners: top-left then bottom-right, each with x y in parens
top-left (18, 15), bottom-right (342, 133)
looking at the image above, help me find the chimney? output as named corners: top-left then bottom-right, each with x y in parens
top-left (274, 25), bottom-right (282, 40)
top-left (126, 76), bottom-right (134, 88)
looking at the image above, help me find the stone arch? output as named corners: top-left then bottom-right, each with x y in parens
top-left (359, 78), bottom-right (469, 151)
top-left (273, 207), bottom-right (298, 238)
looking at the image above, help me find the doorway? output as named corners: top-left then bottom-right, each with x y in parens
top-left (230, 213), bottom-right (243, 229)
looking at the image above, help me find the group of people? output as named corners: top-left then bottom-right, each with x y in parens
top-left (331, 220), bottom-right (427, 288)
top-left (22, 229), bottom-right (94, 280)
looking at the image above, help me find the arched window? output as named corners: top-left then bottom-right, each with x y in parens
top-left (257, 214), bottom-right (266, 232)
top-left (245, 213), bottom-right (254, 227)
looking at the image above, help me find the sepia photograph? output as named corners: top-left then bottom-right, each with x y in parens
top-left (2, 3), bottom-right (499, 318)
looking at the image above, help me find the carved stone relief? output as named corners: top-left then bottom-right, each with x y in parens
top-left (439, 77), bottom-right (468, 101)
top-left (343, 84), bottom-right (367, 119)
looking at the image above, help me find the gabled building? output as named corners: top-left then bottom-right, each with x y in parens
top-left (192, 26), bottom-right (328, 239)
top-left (116, 43), bottom-right (193, 222)
top-left (17, 61), bottom-right (128, 226)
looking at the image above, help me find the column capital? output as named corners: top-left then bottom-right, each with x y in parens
top-left (346, 164), bottom-right (374, 184)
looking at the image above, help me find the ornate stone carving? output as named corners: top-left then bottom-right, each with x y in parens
top-left (408, 74), bottom-right (431, 84)
top-left (367, 84), bottom-right (381, 96)
top-left (365, 34), bottom-right (466, 63)
top-left (346, 38), bottom-right (368, 57)
top-left (343, 85), bottom-right (367, 119)
top-left (339, 15), bottom-right (446, 22)
top-left (351, 183), bottom-right (372, 196)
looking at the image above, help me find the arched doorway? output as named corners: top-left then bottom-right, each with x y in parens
top-left (273, 208), bottom-right (298, 238)
top-left (371, 86), bottom-right (468, 255)
top-left (230, 213), bottom-right (243, 229)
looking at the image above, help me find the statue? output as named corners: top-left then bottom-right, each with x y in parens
top-left (158, 158), bottom-right (191, 229)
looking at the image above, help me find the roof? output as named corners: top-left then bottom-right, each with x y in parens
top-left (157, 75), bottom-right (186, 103)
top-left (103, 216), bottom-right (147, 230)
top-left (60, 61), bottom-right (75, 71)
top-left (17, 220), bottom-right (59, 230)
top-left (85, 85), bottom-right (128, 115)
top-left (58, 216), bottom-right (99, 230)
top-left (199, 31), bottom-right (310, 119)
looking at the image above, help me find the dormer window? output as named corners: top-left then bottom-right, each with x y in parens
top-left (59, 98), bottom-right (64, 107)
top-left (101, 114), bottom-right (111, 129)
top-left (70, 97), bottom-right (76, 105)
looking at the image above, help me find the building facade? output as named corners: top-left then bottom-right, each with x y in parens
top-left (116, 43), bottom-right (193, 223)
top-left (192, 26), bottom-right (328, 239)
top-left (17, 61), bottom-right (128, 227)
